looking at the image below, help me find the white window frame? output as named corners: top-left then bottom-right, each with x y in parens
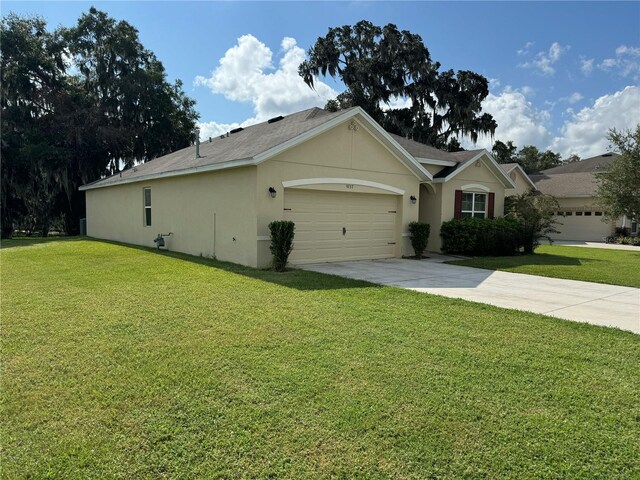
top-left (143, 187), bottom-right (152, 226)
top-left (632, 218), bottom-right (638, 235)
top-left (461, 192), bottom-right (487, 219)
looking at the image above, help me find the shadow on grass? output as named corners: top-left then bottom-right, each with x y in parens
top-left (0, 236), bottom-right (85, 250)
top-left (92, 238), bottom-right (381, 292)
top-left (447, 252), bottom-right (598, 268)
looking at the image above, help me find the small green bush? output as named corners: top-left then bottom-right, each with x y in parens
top-left (408, 222), bottom-right (430, 259)
top-left (268, 221), bottom-right (295, 271)
top-left (616, 236), bottom-right (639, 246)
top-left (440, 217), bottom-right (523, 256)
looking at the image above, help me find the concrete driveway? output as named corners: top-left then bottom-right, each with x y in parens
top-left (299, 257), bottom-right (640, 334)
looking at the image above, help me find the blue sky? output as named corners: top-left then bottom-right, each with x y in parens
top-left (4, 1), bottom-right (640, 157)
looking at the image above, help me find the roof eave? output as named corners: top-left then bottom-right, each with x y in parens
top-left (79, 157), bottom-right (256, 191)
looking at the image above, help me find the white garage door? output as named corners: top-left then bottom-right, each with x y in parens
top-left (552, 213), bottom-right (613, 242)
top-left (284, 189), bottom-right (398, 264)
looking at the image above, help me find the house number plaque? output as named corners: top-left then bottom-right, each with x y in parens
top-left (346, 184), bottom-right (354, 189)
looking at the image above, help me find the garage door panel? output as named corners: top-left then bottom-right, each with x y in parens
top-left (552, 214), bottom-right (613, 241)
top-left (284, 189), bottom-right (398, 264)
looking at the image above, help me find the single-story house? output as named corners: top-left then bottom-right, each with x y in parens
top-left (529, 153), bottom-right (635, 241)
top-left (80, 106), bottom-right (516, 267)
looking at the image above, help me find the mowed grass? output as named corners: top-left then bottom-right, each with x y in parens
top-left (447, 244), bottom-right (640, 288)
top-left (1, 239), bottom-right (639, 479)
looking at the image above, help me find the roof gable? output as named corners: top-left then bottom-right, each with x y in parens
top-left (500, 163), bottom-right (537, 190)
top-left (432, 151), bottom-right (516, 188)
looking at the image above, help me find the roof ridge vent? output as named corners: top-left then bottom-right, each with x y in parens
top-left (267, 115), bottom-right (285, 124)
top-left (229, 127), bottom-right (244, 134)
top-left (601, 153), bottom-right (613, 157)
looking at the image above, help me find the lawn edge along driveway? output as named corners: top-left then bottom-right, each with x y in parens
top-left (445, 244), bottom-right (640, 288)
top-left (300, 258), bottom-right (640, 334)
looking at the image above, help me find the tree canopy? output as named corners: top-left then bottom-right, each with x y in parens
top-left (491, 141), bottom-right (565, 174)
top-left (299, 21), bottom-right (496, 149)
top-left (596, 125), bottom-right (640, 222)
top-left (1, 9), bottom-right (198, 237)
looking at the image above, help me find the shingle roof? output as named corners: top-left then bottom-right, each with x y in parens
top-left (81, 106), bottom-right (486, 190)
top-left (530, 153), bottom-right (619, 197)
top-left (538, 153), bottom-right (619, 174)
top-left (499, 163), bottom-right (519, 173)
top-left (82, 107), bottom-right (350, 189)
top-left (529, 172), bottom-right (600, 197)
top-left (388, 133), bottom-right (481, 163)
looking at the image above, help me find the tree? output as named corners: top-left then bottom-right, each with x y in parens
top-left (492, 140), bottom-right (518, 164)
top-left (0, 9), bottom-right (198, 237)
top-left (516, 145), bottom-right (562, 174)
top-left (0, 14), bottom-right (68, 237)
top-left (564, 154), bottom-right (581, 163)
top-left (299, 21), bottom-right (496, 149)
top-left (595, 125), bottom-right (640, 222)
top-left (506, 191), bottom-right (560, 254)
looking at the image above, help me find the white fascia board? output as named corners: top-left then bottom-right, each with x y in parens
top-left (254, 107), bottom-right (432, 182)
top-left (79, 157), bottom-right (255, 191)
top-left (501, 163), bottom-right (519, 174)
top-left (417, 157), bottom-right (457, 167)
top-left (512, 164), bottom-right (538, 189)
top-left (434, 150), bottom-right (516, 189)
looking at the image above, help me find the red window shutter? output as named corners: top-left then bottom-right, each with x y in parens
top-left (488, 192), bottom-right (495, 219)
top-left (454, 190), bottom-right (463, 219)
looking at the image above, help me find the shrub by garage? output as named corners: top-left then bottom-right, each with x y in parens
top-left (440, 217), bottom-right (523, 256)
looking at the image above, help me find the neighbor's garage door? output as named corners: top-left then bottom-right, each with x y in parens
top-left (284, 189), bottom-right (398, 264)
top-left (552, 213), bottom-right (613, 241)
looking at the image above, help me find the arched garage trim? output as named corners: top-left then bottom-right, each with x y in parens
top-left (281, 178), bottom-right (405, 195)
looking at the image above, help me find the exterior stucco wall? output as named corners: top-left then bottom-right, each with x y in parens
top-left (86, 167), bottom-right (258, 266)
top-left (505, 168), bottom-right (534, 197)
top-left (422, 164), bottom-right (447, 176)
top-left (418, 183), bottom-right (443, 251)
top-left (256, 119), bottom-right (421, 267)
top-left (431, 158), bottom-right (507, 251)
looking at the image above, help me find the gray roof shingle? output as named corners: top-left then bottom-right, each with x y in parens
top-left (538, 153), bottom-right (618, 174)
top-left (82, 106), bottom-right (487, 189)
top-left (529, 172), bottom-right (600, 197)
top-left (83, 107), bottom-right (349, 189)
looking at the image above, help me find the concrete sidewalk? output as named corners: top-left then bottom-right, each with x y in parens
top-left (299, 258), bottom-right (640, 334)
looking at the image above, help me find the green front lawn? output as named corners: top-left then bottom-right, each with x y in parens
top-left (2, 239), bottom-right (639, 478)
top-left (447, 244), bottom-right (640, 287)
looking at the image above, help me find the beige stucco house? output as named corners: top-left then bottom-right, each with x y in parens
top-left (529, 153), bottom-right (633, 242)
top-left (80, 107), bottom-right (515, 267)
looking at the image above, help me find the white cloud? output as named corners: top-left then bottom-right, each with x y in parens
top-left (548, 86), bottom-right (640, 157)
top-left (580, 57), bottom-right (594, 75)
top-left (519, 42), bottom-right (569, 76)
top-left (462, 88), bottom-right (551, 150)
top-left (598, 45), bottom-right (640, 80)
top-left (195, 34), bottom-right (338, 135)
top-left (197, 120), bottom-right (246, 141)
top-left (565, 92), bottom-right (584, 104)
top-left (516, 41), bottom-right (535, 56)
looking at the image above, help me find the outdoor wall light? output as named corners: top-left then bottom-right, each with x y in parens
top-left (410, 195), bottom-right (417, 204)
top-left (269, 187), bottom-right (277, 198)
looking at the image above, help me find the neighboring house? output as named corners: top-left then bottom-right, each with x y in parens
top-left (529, 153), bottom-right (634, 242)
top-left (80, 107), bottom-right (515, 267)
top-left (500, 163), bottom-right (537, 197)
